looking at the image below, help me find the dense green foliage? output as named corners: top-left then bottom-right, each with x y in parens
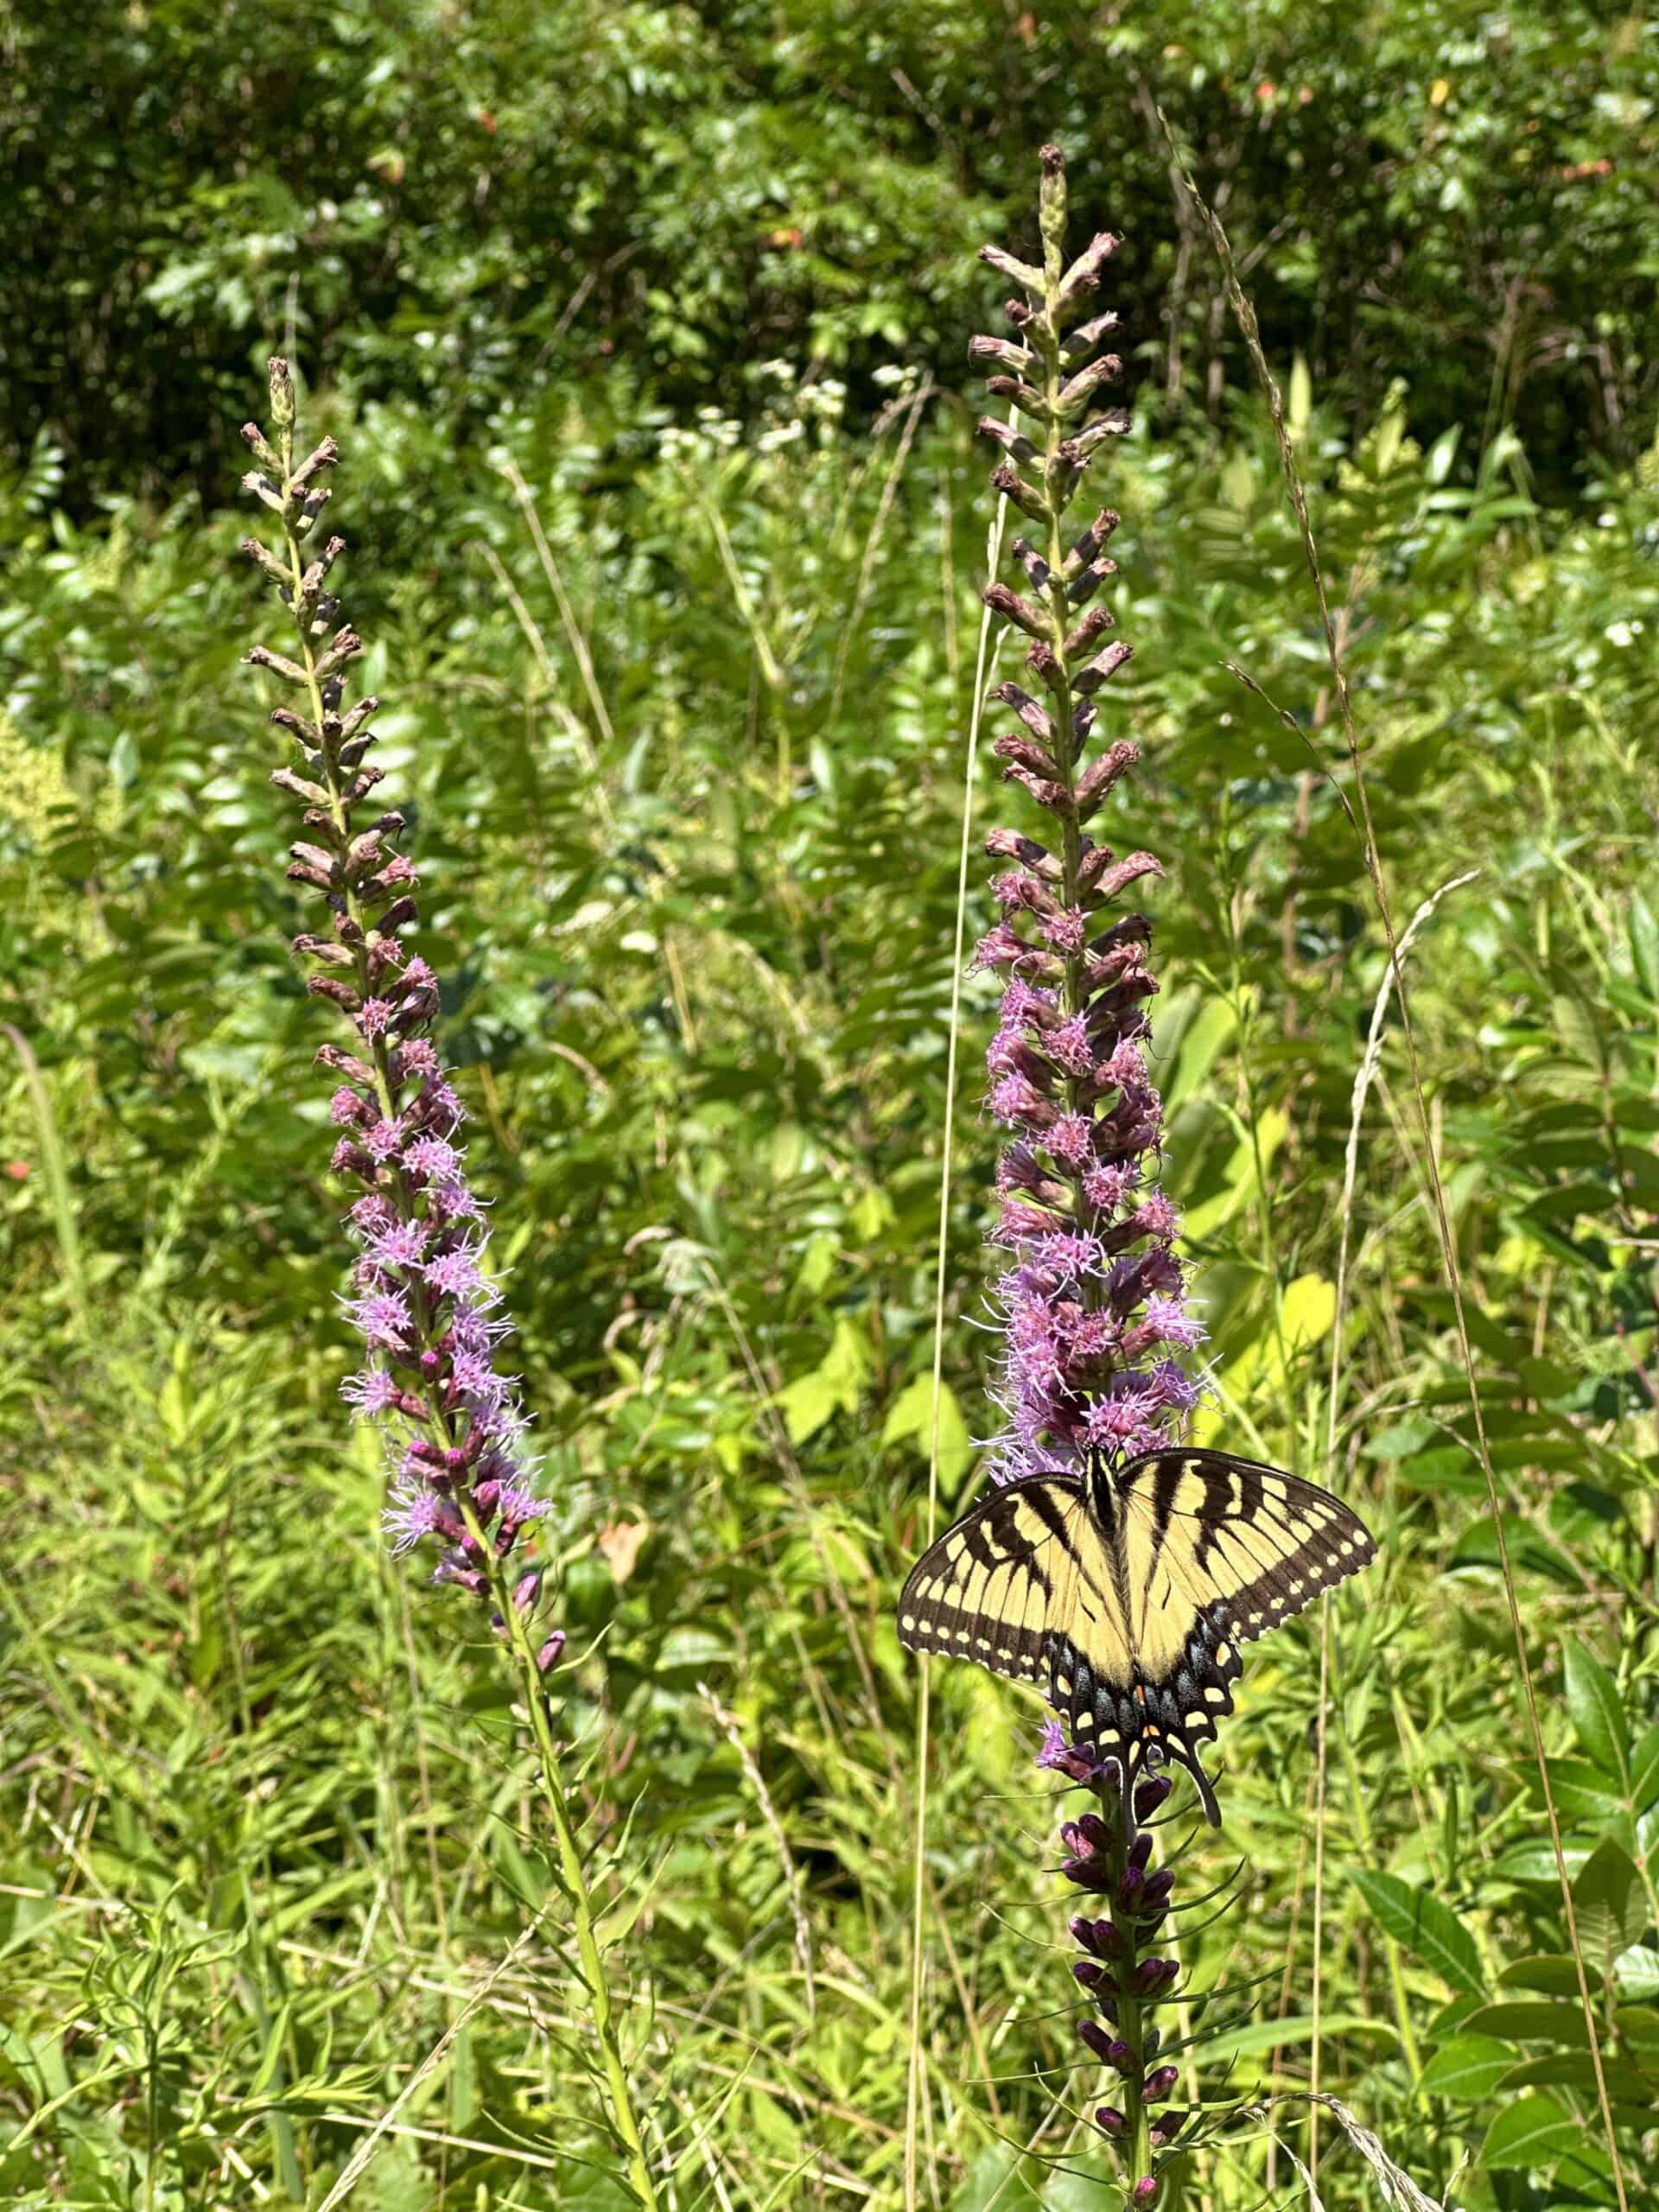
top-left (4, 9), bottom-right (1659, 2210)
top-left (9, 0), bottom-right (1659, 506)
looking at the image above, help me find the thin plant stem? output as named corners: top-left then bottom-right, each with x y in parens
top-left (466, 1505), bottom-right (661, 2211)
top-left (905, 461), bottom-right (1011, 2212)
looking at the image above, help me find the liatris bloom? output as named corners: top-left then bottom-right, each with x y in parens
top-left (971, 149), bottom-right (1211, 2200)
top-left (970, 156), bottom-right (1202, 1495)
top-left (238, 359), bottom-right (556, 1660)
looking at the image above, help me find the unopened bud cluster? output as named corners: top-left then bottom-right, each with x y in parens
top-left (1040, 1738), bottom-right (1192, 2196)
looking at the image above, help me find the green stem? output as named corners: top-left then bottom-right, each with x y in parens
top-left (1333, 1698), bottom-right (1424, 2088)
top-left (461, 1500), bottom-right (662, 2212)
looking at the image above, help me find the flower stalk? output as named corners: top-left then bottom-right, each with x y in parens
top-left (1045, 1740), bottom-right (1193, 2204)
top-left (236, 362), bottom-right (659, 2211)
top-left (971, 150), bottom-right (1211, 2204)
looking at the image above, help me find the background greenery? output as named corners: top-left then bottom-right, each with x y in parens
top-left (3, 3), bottom-right (1659, 2208)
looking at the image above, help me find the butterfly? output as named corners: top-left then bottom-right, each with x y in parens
top-left (896, 1446), bottom-right (1376, 1823)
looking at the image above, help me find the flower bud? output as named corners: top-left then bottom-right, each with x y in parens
top-left (268, 356), bottom-right (296, 430)
top-left (1093, 2106), bottom-right (1125, 2137)
top-left (1039, 143), bottom-right (1067, 256)
top-left (1134, 1772), bottom-right (1173, 1820)
top-left (1131, 2178), bottom-right (1158, 2204)
top-left (1127, 1831), bottom-right (1153, 1872)
top-left (1144, 2065), bottom-right (1180, 2102)
top-left (1140, 1868), bottom-right (1176, 1911)
top-left (1069, 1915), bottom-right (1122, 1960)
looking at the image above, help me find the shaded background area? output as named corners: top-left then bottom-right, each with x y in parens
top-left (7, 0), bottom-right (1656, 509)
top-left (3, 4), bottom-right (1658, 2209)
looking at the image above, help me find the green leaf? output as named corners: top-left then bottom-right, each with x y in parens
top-left (1351, 1868), bottom-right (1484, 1997)
top-left (1630, 1719), bottom-right (1659, 1810)
top-left (1421, 2034), bottom-right (1517, 2100)
top-left (1630, 890), bottom-right (1659, 997)
top-left (1494, 1836), bottom-right (1597, 1886)
top-left (776, 1318), bottom-right (872, 1444)
top-left (1565, 1641), bottom-right (1630, 1786)
top-left (949, 2150), bottom-right (1041, 2212)
top-left (1464, 2000), bottom-right (1591, 2047)
top-left (1616, 1946), bottom-right (1659, 2001)
top-left (1479, 2092), bottom-right (1580, 2170)
top-left (880, 1373), bottom-right (975, 1497)
top-left (1496, 2052), bottom-right (1658, 2104)
top-left (1573, 1838), bottom-right (1645, 1969)
top-left (1535, 1757), bottom-right (1627, 1823)
top-left (1497, 1954), bottom-right (1584, 1996)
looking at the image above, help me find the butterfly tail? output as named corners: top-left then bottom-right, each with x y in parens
top-left (1149, 1733), bottom-right (1222, 1828)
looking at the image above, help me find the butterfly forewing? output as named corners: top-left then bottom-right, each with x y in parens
top-left (1118, 1448), bottom-right (1376, 1654)
top-left (897, 1477), bottom-right (1089, 1688)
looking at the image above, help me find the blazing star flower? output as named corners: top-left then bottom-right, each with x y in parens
top-left (965, 145), bottom-right (1230, 2204)
top-left (237, 357), bottom-right (550, 1636)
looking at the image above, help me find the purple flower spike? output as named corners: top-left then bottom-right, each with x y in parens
top-left (963, 143), bottom-right (1247, 2207)
top-left (238, 359), bottom-right (554, 1614)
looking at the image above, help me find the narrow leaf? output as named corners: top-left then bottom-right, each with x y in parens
top-left (1351, 1868), bottom-right (1484, 1998)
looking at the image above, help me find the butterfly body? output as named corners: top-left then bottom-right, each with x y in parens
top-left (897, 1446), bottom-right (1375, 1823)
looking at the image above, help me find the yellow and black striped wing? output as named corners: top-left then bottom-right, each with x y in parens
top-left (1109, 1447), bottom-right (1376, 1812)
top-left (897, 1477), bottom-right (1108, 1692)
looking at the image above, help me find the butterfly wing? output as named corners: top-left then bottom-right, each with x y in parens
top-left (896, 1478), bottom-right (1137, 1745)
top-left (1112, 1446), bottom-right (1376, 1820)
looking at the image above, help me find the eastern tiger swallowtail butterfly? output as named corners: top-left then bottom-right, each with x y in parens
top-left (897, 1446), bottom-right (1376, 1824)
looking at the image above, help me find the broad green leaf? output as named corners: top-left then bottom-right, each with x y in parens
top-left (1533, 1757), bottom-right (1627, 1824)
top-left (1616, 1946), bottom-right (1659, 2001)
top-left (1496, 2053), bottom-right (1657, 2105)
top-left (1280, 1274), bottom-right (1336, 1355)
top-left (1351, 1868), bottom-right (1484, 1998)
top-left (1479, 2092), bottom-right (1579, 2170)
top-left (1565, 1640), bottom-right (1629, 1786)
top-left (880, 1372), bottom-right (975, 1495)
top-left (1497, 1954), bottom-right (1583, 1996)
top-left (776, 1318), bottom-right (871, 1444)
top-left (1573, 1838), bottom-right (1645, 1969)
top-left (1183, 1106), bottom-right (1287, 1239)
top-left (1421, 2034), bottom-right (1516, 2100)
top-left (1464, 2000), bottom-right (1590, 2047)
